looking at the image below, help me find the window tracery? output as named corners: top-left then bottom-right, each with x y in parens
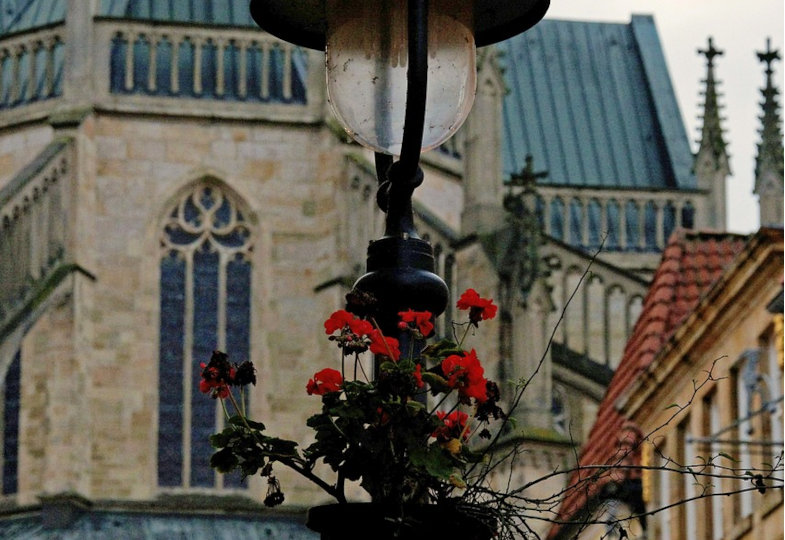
top-left (157, 182), bottom-right (252, 489)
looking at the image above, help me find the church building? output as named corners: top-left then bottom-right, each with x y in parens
top-left (0, 1), bottom-right (775, 536)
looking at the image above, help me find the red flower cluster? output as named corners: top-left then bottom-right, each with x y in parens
top-left (324, 309), bottom-right (375, 354)
top-left (324, 309), bottom-right (373, 336)
top-left (432, 410), bottom-right (469, 442)
top-left (456, 288), bottom-right (497, 326)
top-left (306, 368), bottom-right (343, 395)
top-left (368, 330), bottom-right (401, 361)
top-left (199, 351), bottom-right (256, 399)
top-left (398, 309), bottom-right (434, 337)
top-left (441, 349), bottom-right (488, 403)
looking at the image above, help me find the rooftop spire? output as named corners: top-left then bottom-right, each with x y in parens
top-left (754, 38), bottom-right (784, 227)
top-left (754, 38), bottom-right (783, 184)
top-left (696, 37), bottom-right (729, 166)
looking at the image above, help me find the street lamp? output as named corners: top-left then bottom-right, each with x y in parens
top-left (250, 0), bottom-right (549, 333)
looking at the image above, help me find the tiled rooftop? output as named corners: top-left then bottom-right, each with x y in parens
top-left (549, 228), bottom-right (749, 538)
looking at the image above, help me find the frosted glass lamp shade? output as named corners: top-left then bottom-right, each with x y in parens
top-left (325, 0), bottom-right (476, 155)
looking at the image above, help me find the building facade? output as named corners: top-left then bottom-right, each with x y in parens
top-left (0, 1), bottom-right (749, 536)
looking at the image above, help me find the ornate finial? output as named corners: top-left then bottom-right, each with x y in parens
top-left (695, 36), bottom-right (728, 165)
top-left (757, 37), bottom-right (781, 75)
top-left (754, 37), bottom-right (784, 227)
top-left (698, 37), bottom-right (723, 67)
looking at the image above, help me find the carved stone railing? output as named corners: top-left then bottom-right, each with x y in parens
top-left (0, 137), bottom-right (78, 340)
top-left (0, 25), bottom-right (64, 113)
top-left (534, 186), bottom-right (702, 253)
top-left (0, 19), bottom-right (323, 129)
top-left (92, 19), bottom-right (324, 122)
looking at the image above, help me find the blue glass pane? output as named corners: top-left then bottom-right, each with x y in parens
top-left (16, 52), bottom-right (30, 104)
top-left (213, 197), bottom-right (231, 228)
top-left (644, 202), bottom-right (657, 250)
top-left (52, 41), bottom-right (64, 97)
top-left (0, 55), bottom-right (10, 106)
top-left (33, 46), bottom-right (48, 100)
top-left (183, 196), bottom-right (201, 226)
top-left (569, 200), bottom-right (582, 247)
top-left (606, 201), bottom-right (620, 251)
top-left (178, 41), bottom-right (195, 97)
top-left (214, 227), bottom-right (249, 248)
top-left (587, 200), bottom-right (601, 250)
top-left (190, 248), bottom-right (219, 488)
top-left (682, 203), bottom-right (695, 229)
top-left (535, 196), bottom-right (544, 229)
top-left (625, 202), bottom-right (639, 251)
top-left (158, 254), bottom-right (186, 486)
top-left (109, 35), bottom-right (126, 93)
top-left (291, 48), bottom-right (307, 104)
top-left (246, 46), bottom-right (262, 100)
top-left (133, 38), bottom-right (150, 93)
top-left (223, 257), bottom-right (251, 489)
top-left (269, 47), bottom-right (284, 101)
top-left (156, 38), bottom-right (173, 94)
top-left (663, 202), bottom-right (676, 242)
top-left (199, 41), bottom-right (217, 97)
top-left (550, 199), bottom-right (564, 240)
top-left (2, 350), bottom-right (20, 495)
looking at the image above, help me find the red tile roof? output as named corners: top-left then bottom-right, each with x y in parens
top-left (549, 229), bottom-right (748, 538)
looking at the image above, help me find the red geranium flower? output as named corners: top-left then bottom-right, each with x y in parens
top-left (199, 361), bottom-right (233, 399)
top-left (324, 310), bottom-right (374, 353)
top-left (413, 363), bottom-right (424, 389)
top-left (432, 410), bottom-right (470, 442)
top-left (324, 310), bottom-right (354, 334)
top-left (368, 330), bottom-right (401, 361)
top-left (441, 349), bottom-right (488, 403)
top-left (456, 288), bottom-right (497, 326)
top-left (398, 309), bottom-right (434, 337)
top-left (306, 368), bottom-right (343, 395)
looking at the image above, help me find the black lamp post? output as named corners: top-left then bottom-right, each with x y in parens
top-left (249, 0), bottom-right (550, 336)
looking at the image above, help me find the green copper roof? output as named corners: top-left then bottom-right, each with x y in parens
top-left (499, 15), bottom-right (696, 190)
top-left (100, 0), bottom-right (256, 26)
top-left (0, 0), bottom-right (65, 35)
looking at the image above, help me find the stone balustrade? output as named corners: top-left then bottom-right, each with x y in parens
top-left (0, 25), bottom-right (63, 110)
top-left (103, 21), bottom-right (306, 102)
top-left (0, 138), bottom-right (73, 337)
top-left (0, 20), bottom-right (323, 128)
top-left (533, 186), bottom-right (700, 252)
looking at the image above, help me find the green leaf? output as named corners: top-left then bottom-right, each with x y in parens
top-left (406, 400), bottom-right (426, 414)
top-left (664, 403), bottom-right (681, 410)
top-left (717, 452), bottom-right (738, 463)
top-left (210, 447), bottom-right (238, 473)
top-left (421, 372), bottom-right (450, 392)
top-left (209, 431), bottom-right (232, 448)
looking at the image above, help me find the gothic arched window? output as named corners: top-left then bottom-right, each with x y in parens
top-left (1, 351), bottom-right (20, 495)
top-left (157, 182), bottom-right (252, 489)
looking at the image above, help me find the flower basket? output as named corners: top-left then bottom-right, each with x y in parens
top-left (306, 503), bottom-right (495, 540)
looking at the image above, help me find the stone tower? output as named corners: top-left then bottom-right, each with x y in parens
top-left (754, 38), bottom-right (784, 228)
top-left (693, 37), bottom-right (730, 231)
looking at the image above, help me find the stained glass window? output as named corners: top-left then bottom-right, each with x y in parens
top-left (158, 182), bottom-right (252, 489)
top-left (1, 350), bottom-right (20, 495)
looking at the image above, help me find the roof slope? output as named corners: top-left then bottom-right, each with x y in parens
top-left (499, 15), bottom-right (695, 190)
top-left (100, 0), bottom-right (256, 26)
top-left (0, 0), bottom-right (65, 35)
top-left (550, 229), bottom-right (748, 538)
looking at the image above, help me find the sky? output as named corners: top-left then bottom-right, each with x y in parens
top-left (543, 1), bottom-right (784, 233)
